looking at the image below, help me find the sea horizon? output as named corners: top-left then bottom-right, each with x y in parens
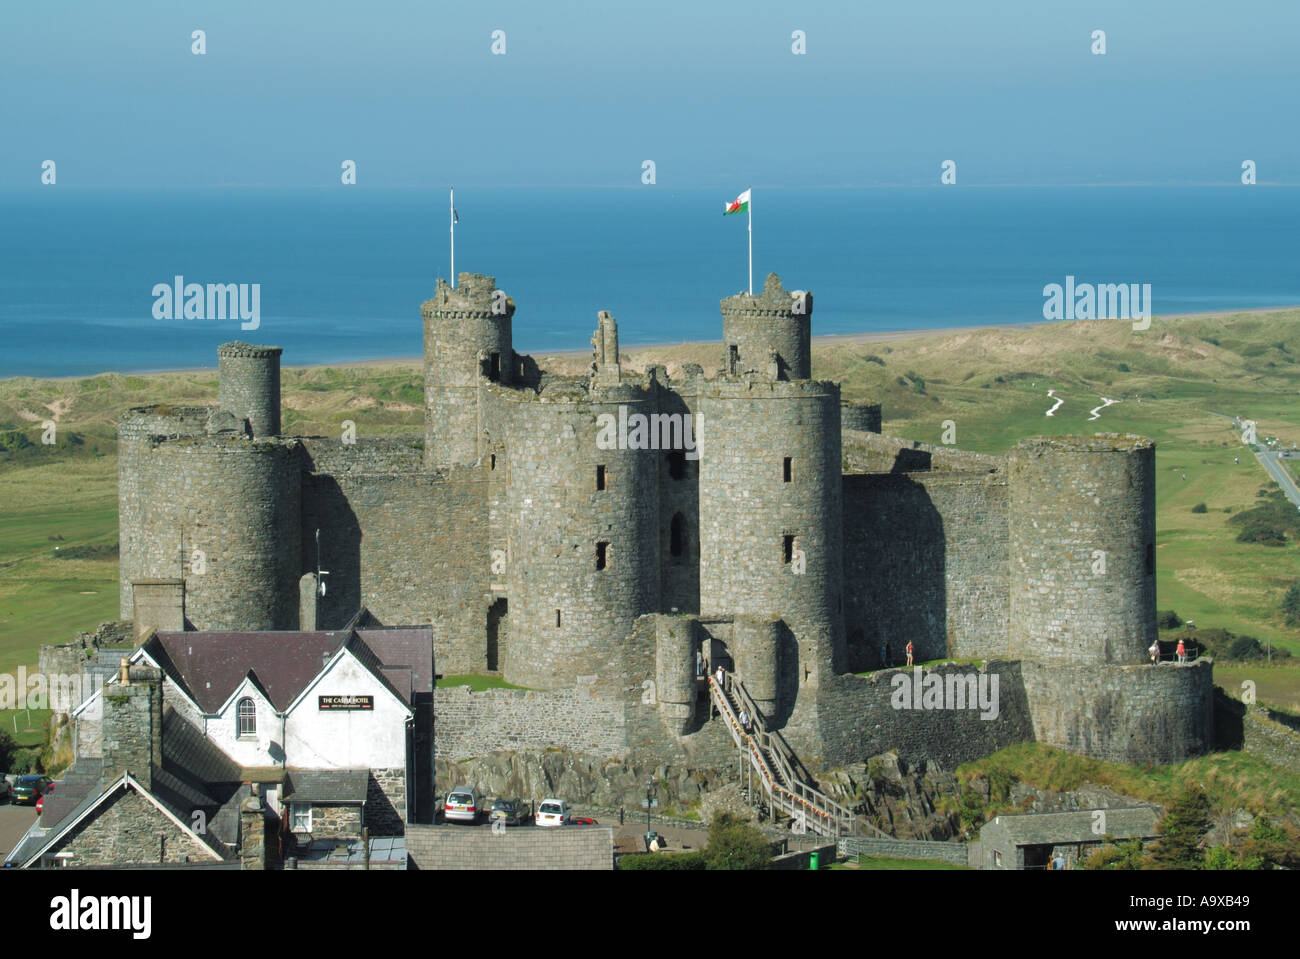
top-left (3, 185), bottom-right (1299, 379)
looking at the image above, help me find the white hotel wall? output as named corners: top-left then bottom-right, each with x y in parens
top-left (283, 652), bottom-right (410, 769)
top-left (203, 678), bottom-right (279, 768)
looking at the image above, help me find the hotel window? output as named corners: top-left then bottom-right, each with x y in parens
top-left (291, 803), bottom-right (312, 833)
top-left (237, 697), bottom-right (256, 738)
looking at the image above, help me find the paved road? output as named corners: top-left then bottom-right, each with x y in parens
top-left (1254, 449), bottom-right (1300, 508)
top-left (0, 801), bottom-right (40, 864)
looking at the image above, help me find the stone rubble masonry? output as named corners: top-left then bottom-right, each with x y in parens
top-left (240, 795), bottom-right (266, 870)
top-left (405, 823), bottom-right (614, 870)
top-left (720, 272), bottom-right (811, 380)
top-left (1009, 435), bottom-right (1156, 665)
top-left (841, 403), bottom-right (882, 434)
top-left (1021, 660), bottom-right (1214, 764)
top-left (102, 666), bottom-right (162, 790)
top-left (131, 578), bottom-right (185, 642)
top-left (423, 273), bottom-right (515, 469)
top-left (434, 687), bottom-right (626, 761)
top-left (367, 768), bottom-right (407, 835)
top-left (838, 836), bottom-right (970, 866)
top-left (54, 783), bottom-right (217, 866)
top-left (217, 341), bottom-right (282, 438)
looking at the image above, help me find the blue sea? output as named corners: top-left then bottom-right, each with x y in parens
top-left (2, 187), bottom-right (1299, 379)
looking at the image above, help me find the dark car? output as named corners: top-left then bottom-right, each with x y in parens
top-left (12, 775), bottom-right (53, 806)
top-left (489, 798), bottom-right (527, 827)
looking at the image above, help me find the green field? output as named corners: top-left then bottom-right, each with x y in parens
top-left (4, 308), bottom-right (1300, 718)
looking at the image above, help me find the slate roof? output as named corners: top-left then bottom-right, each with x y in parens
top-left (147, 630), bottom-right (352, 712)
top-left (282, 768), bottom-right (370, 804)
top-left (982, 807), bottom-right (1162, 845)
top-left (142, 625), bottom-right (431, 714)
top-left (354, 627), bottom-right (434, 696)
top-left (161, 707), bottom-right (243, 783)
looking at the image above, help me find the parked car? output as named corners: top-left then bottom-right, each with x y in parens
top-left (0, 778), bottom-right (13, 803)
top-left (35, 794), bottom-right (44, 816)
top-left (489, 798), bottom-right (527, 826)
top-left (535, 798), bottom-right (571, 827)
top-left (11, 775), bottom-right (53, 806)
top-left (565, 816), bottom-right (599, 826)
top-left (443, 786), bottom-right (480, 823)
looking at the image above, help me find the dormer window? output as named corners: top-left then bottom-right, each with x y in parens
top-left (237, 697), bottom-right (256, 738)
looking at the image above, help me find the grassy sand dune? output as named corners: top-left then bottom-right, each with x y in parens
top-left (2, 308), bottom-right (1299, 717)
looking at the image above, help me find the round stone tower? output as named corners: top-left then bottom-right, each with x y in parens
top-left (1008, 434), bottom-right (1156, 664)
top-left (218, 342), bottom-right (282, 438)
top-left (130, 437), bottom-right (302, 631)
top-left (422, 273), bottom-right (515, 469)
top-left (697, 379), bottom-right (844, 682)
top-left (720, 272), bottom-right (811, 381)
top-left (501, 381), bottom-right (661, 689)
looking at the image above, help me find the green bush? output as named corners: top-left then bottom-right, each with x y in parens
top-left (618, 850), bottom-right (708, 870)
top-left (1117, 363), bottom-right (1130, 372)
top-left (704, 813), bottom-right (772, 870)
top-left (1191, 503), bottom-right (1208, 513)
top-left (1236, 524), bottom-right (1286, 546)
top-left (1156, 610), bottom-right (1183, 630)
top-left (1283, 582), bottom-right (1300, 628)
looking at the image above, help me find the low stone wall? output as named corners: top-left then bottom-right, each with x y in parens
top-left (838, 836), bottom-right (970, 866)
top-left (434, 687), bottom-right (627, 761)
top-left (405, 823), bottom-right (613, 870)
top-left (1216, 688), bottom-right (1300, 773)
top-left (772, 841), bottom-right (838, 870)
top-left (810, 661), bottom-right (1036, 771)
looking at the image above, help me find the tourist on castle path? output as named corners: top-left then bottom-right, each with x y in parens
top-left (1149, 639), bottom-right (1160, 664)
top-left (715, 664), bottom-right (726, 691)
top-left (905, 640), bottom-right (914, 667)
top-left (1176, 638), bottom-right (1187, 664)
top-left (739, 708), bottom-right (751, 733)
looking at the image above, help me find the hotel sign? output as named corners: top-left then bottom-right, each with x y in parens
top-left (318, 695), bottom-right (373, 711)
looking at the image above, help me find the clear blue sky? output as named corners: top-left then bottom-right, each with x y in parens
top-left (2, 0), bottom-right (1297, 188)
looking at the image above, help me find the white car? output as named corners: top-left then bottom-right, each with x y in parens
top-left (443, 786), bottom-right (480, 823)
top-left (535, 798), bottom-right (571, 827)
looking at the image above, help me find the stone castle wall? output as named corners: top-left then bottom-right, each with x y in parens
top-left (433, 686), bottom-right (628, 761)
top-left (803, 661), bottom-right (1036, 772)
top-left (843, 470), bottom-right (1010, 671)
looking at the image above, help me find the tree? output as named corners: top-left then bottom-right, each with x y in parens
top-left (1283, 582), bottom-right (1300, 628)
top-left (1150, 785), bottom-right (1211, 869)
top-left (704, 813), bottom-right (772, 870)
top-left (0, 728), bottom-right (16, 773)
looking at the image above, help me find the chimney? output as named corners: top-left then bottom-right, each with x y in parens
top-left (132, 578), bottom-right (185, 644)
top-left (102, 663), bottom-right (163, 791)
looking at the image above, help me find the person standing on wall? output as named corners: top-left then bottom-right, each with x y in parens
top-left (905, 640), bottom-right (914, 667)
top-left (1176, 638), bottom-right (1187, 664)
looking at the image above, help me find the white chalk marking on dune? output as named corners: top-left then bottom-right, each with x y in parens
top-left (1045, 389), bottom-right (1063, 417)
top-left (1088, 397), bottom-right (1119, 422)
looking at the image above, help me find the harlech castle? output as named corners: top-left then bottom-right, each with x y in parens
top-left (113, 271), bottom-right (1214, 801)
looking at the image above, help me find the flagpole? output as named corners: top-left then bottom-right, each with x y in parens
top-left (747, 186), bottom-right (753, 295)
top-left (450, 187), bottom-right (455, 288)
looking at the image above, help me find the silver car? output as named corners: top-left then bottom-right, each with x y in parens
top-left (443, 786), bottom-right (479, 823)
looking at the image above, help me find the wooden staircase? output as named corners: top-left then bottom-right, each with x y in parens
top-left (708, 673), bottom-right (857, 838)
